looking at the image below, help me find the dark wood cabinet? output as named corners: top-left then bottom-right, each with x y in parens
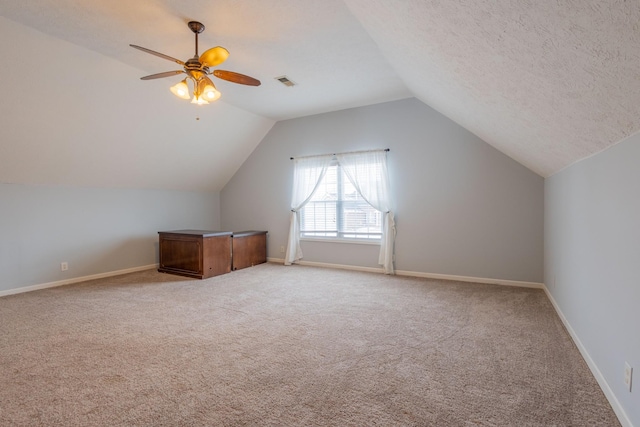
top-left (232, 230), bottom-right (267, 270)
top-left (158, 230), bottom-right (232, 279)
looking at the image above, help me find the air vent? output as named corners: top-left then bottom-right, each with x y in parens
top-left (275, 75), bottom-right (296, 87)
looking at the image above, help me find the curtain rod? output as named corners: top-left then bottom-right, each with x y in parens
top-left (290, 148), bottom-right (389, 160)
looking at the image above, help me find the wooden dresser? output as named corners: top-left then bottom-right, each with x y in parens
top-left (232, 230), bottom-right (267, 270)
top-left (158, 230), bottom-right (232, 279)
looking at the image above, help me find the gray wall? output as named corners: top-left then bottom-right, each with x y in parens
top-left (545, 134), bottom-right (640, 426)
top-left (0, 184), bottom-right (220, 292)
top-left (221, 98), bottom-right (544, 283)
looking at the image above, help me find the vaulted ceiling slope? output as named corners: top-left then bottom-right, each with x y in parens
top-left (2, 1), bottom-right (639, 178)
top-left (343, 0), bottom-right (640, 177)
top-left (0, 16), bottom-right (274, 192)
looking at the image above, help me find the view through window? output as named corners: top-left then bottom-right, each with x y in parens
top-left (300, 162), bottom-right (382, 240)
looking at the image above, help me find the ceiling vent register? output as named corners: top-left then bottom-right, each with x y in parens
top-left (276, 76), bottom-right (296, 87)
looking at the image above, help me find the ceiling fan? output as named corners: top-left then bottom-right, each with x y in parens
top-left (130, 21), bottom-right (261, 105)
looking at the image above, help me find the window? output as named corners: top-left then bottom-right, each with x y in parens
top-left (300, 162), bottom-right (382, 241)
top-left (286, 149), bottom-right (394, 274)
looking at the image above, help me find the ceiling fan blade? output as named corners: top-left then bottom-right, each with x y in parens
top-left (140, 70), bottom-right (185, 80)
top-left (200, 46), bottom-right (230, 67)
top-left (213, 70), bottom-right (261, 86)
top-left (130, 44), bottom-right (185, 66)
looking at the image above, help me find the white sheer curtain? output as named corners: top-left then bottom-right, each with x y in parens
top-left (284, 155), bottom-right (333, 265)
top-left (336, 150), bottom-right (395, 274)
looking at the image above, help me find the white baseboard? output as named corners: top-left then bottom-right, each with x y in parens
top-left (395, 269), bottom-right (543, 289)
top-left (267, 258), bottom-right (384, 274)
top-left (267, 258), bottom-right (544, 289)
top-left (0, 264), bottom-right (159, 298)
top-left (543, 285), bottom-right (633, 427)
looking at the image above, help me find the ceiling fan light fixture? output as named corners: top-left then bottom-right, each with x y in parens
top-left (170, 79), bottom-right (190, 99)
top-left (203, 85), bottom-right (221, 101)
top-left (131, 21), bottom-right (261, 106)
top-left (191, 94), bottom-right (210, 106)
top-left (200, 77), bottom-right (221, 102)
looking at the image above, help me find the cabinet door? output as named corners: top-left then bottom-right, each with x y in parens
top-left (232, 234), bottom-right (267, 270)
top-left (160, 237), bottom-right (202, 274)
top-left (203, 236), bottom-right (232, 277)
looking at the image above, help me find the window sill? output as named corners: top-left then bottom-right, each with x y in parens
top-left (300, 237), bottom-right (381, 246)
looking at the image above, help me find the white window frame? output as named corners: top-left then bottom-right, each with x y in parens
top-left (299, 161), bottom-right (382, 243)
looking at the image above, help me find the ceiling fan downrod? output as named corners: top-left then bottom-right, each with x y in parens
top-left (188, 21), bottom-right (205, 56)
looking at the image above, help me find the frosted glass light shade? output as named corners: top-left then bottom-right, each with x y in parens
top-left (190, 95), bottom-right (209, 105)
top-left (200, 77), bottom-right (221, 102)
top-left (170, 79), bottom-right (190, 99)
top-left (203, 85), bottom-right (221, 101)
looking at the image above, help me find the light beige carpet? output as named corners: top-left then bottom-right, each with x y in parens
top-left (0, 263), bottom-right (620, 426)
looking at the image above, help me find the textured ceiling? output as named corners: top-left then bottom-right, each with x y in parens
top-left (0, 0), bottom-right (411, 122)
top-left (343, 0), bottom-right (640, 176)
top-left (2, 0), bottom-right (640, 177)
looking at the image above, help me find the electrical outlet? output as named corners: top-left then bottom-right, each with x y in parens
top-left (624, 362), bottom-right (633, 392)
top-left (60, 262), bottom-right (68, 271)
top-left (280, 246), bottom-right (285, 253)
